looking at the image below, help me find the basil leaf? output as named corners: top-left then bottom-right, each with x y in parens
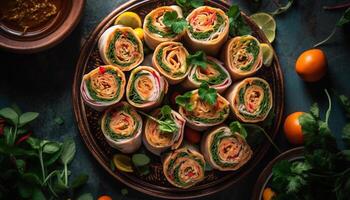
top-left (60, 138), bottom-right (76, 165)
top-left (71, 173), bottom-right (89, 189)
top-left (198, 83), bottom-right (217, 105)
top-left (42, 142), bottom-right (61, 154)
top-left (19, 112), bottom-right (39, 127)
top-left (0, 107), bottom-right (19, 125)
top-left (187, 51), bottom-right (207, 69)
top-left (229, 121), bottom-right (248, 139)
top-left (337, 8), bottom-right (350, 27)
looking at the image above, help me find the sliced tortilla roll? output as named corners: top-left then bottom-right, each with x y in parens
top-left (143, 5), bottom-right (185, 49)
top-left (163, 147), bottom-right (205, 189)
top-left (126, 66), bottom-right (168, 109)
top-left (80, 65), bottom-right (126, 111)
top-left (185, 6), bottom-right (229, 56)
top-left (225, 77), bottom-right (273, 123)
top-left (152, 41), bottom-right (190, 84)
top-left (222, 35), bottom-right (263, 79)
top-left (143, 108), bottom-right (185, 156)
top-left (201, 125), bottom-right (252, 171)
top-left (98, 25), bottom-right (144, 71)
top-left (101, 102), bottom-right (142, 153)
top-left (182, 56), bottom-right (232, 93)
top-left (178, 90), bottom-right (230, 131)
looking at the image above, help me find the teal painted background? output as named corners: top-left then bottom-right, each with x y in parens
top-left (0, 0), bottom-right (350, 199)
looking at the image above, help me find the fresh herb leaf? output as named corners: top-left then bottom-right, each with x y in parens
top-left (227, 4), bottom-right (252, 37)
top-left (310, 103), bottom-right (320, 119)
top-left (77, 193), bottom-right (93, 200)
top-left (176, 0), bottom-right (204, 15)
top-left (0, 107), bottom-right (19, 125)
top-left (176, 91), bottom-right (194, 111)
top-left (42, 142), bottom-right (61, 154)
top-left (269, 0), bottom-right (294, 16)
top-left (132, 154), bottom-right (150, 167)
top-left (163, 11), bottom-right (188, 34)
top-left (198, 83), bottom-right (217, 105)
top-left (337, 7), bottom-right (350, 27)
top-left (187, 51), bottom-right (207, 69)
top-left (60, 138), bottom-right (76, 165)
top-left (229, 121), bottom-right (248, 139)
top-left (139, 107), bottom-right (178, 133)
top-left (19, 112), bottom-right (39, 127)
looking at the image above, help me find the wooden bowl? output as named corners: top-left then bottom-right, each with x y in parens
top-left (251, 147), bottom-right (304, 200)
top-left (0, 0), bottom-right (85, 53)
top-left (72, 0), bottom-right (285, 199)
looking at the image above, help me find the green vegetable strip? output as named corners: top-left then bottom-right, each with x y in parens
top-left (128, 72), bottom-right (148, 104)
top-left (210, 131), bottom-right (236, 168)
top-left (239, 39), bottom-right (260, 71)
top-left (146, 17), bottom-right (177, 38)
top-left (86, 70), bottom-right (122, 102)
top-left (192, 60), bottom-right (228, 85)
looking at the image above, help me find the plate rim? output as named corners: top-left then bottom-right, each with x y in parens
top-left (72, 0), bottom-right (285, 199)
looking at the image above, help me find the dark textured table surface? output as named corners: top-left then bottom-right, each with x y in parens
top-left (1, 0), bottom-right (350, 199)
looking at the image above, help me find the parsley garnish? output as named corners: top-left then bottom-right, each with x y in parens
top-left (187, 51), bottom-right (207, 69)
top-left (163, 11), bottom-right (188, 34)
top-left (227, 4), bottom-right (252, 37)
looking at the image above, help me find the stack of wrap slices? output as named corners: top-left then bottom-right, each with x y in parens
top-left (80, 4), bottom-right (274, 189)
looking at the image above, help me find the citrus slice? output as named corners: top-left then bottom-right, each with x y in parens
top-left (113, 154), bottom-right (134, 173)
top-left (134, 28), bottom-right (144, 40)
top-left (114, 12), bottom-right (142, 29)
top-left (250, 12), bottom-right (276, 43)
top-left (261, 43), bottom-right (274, 67)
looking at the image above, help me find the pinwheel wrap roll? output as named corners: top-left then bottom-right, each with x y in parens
top-left (98, 25), bottom-right (144, 71)
top-left (126, 66), bottom-right (168, 109)
top-left (225, 77), bottom-right (273, 123)
top-left (163, 147), bottom-right (205, 189)
top-left (222, 35), bottom-right (263, 79)
top-left (143, 5), bottom-right (185, 49)
top-left (178, 90), bottom-right (230, 131)
top-left (152, 42), bottom-right (190, 84)
top-left (201, 125), bottom-right (252, 171)
top-left (80, 65), bottom-right (126, 111)
top-left (185, 6), bottom-right (229, 56)
top-left (143, 109), bottom-right (185, 155)
top-left (101, 102), bottom-right (142, 153)
top-left (182, 57), bottom-right (232, 93)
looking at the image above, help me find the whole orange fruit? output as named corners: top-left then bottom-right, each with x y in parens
top-left (283, 112), bottom-right (304, 145)
top-left (295, 49), bottom-right (327, 82)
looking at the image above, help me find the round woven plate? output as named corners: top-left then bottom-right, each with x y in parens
top-left (72, 0), bottom-right (284, 199)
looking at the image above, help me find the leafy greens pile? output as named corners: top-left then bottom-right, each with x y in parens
top-left (270, 90), bottom-right (350, 200)
top-left (0, 106), bottom-right (90, 200)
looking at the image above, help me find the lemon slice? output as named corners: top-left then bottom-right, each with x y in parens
top-left (261, 43), bottom-right (274, 67)
top-left (134, 28), bottom-right (144, 40)
top-left (250, 12), bottom-right (276, 43)
top-left (113, 154), bottom-right (134, 173)
top-left (114, 12), bottom-right (142, 29)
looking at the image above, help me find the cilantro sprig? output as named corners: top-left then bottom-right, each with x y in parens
top-left (227, 4), bottom-right (252, 37)
top-left (198, 83), bottom-right (217, 105)
top-left (187, 51), bottom-right (207, 69)
top-left (163, 11), bottom-right (188, 34)
top-left (139, 105), bottom-right (178, 133)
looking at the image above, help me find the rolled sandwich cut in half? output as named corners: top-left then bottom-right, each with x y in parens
top-left (101, 102), bottom-right (143, 153)
top-left (176, 87), bottom-right (230, 131)
top-left (225, 77), bottom-right (273, 123)
top-left (126, 66), bottom-right (168, 109)
top-left (185, 6), bottom-right (229, 56)
top-left (163, 147), bottom-right (205, 189)
top-left (201, 125), bottom-right (252, 171)
top-left (80, 65), bottom-right (126, 111)
top-left (182, 56), bottom-right (232, 93)
top-left (98, 25), bottom-right (144, 71)
top-left (152, 41), bottom-right (190, 84)
top-left (143, 106), bottom-right (185, 156)
top-left (143, 5), bottom-right (185, 49)
top-left (222, 35), bottom-right (263, 79)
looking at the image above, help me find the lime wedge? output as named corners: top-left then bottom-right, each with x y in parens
top-left (250, 12), bottom-right (276, 43)
top-left (261, 43), bottom-right (274, 67)
top-left (113, 154), bottom-right (134, 173)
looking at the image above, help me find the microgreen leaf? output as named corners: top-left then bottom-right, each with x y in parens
top-left (337, 7), bottom-right (350, 27)
top-left (176, 91), bottom-right (194, 111)
top-left (60, 138), bottom-right (76, 165)
top-left (163, 11), bottom-right (188, 34)
top-left (187, 51), bottom-right (207, 69)
top-left (227, 4), bottom-right (252, 37)
top-left (198, 83), bottom-right (217, 105)
top-left (19, 112), bottom-right (39, 127)
top-left (229, 121), bottom-right (248, 139)
top-left (0, 107), bottom-right (19, 125)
